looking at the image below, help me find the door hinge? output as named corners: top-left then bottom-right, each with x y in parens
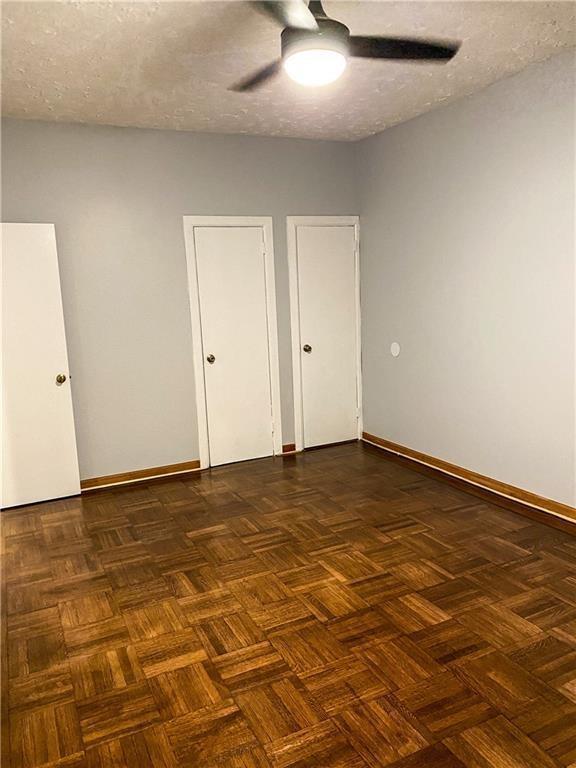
top-left (261, 231), bottom-right (267, 259)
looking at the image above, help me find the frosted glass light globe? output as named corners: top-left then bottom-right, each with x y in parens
top-left (283, 49), bottom-right (347, 87)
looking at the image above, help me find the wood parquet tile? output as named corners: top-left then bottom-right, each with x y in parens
top-left (508, 635), bottom-right (576, 697)
top-left (164, 699), bottom-right (258, 767)
top-left (69, 646), bottom-right (144, 700)
top-left (133, 626), bottom-right (207, 678)
top-left (444, 715), bottom-right (559, 768)
top-left (336, 695), bottom-right (428, 765)
top-left (10, 701), bottom-right (83, 768)
top-left (454, 650), bottom-right (549, 718)
top-left (3, 442), bottom-right (576, 767)
top-left (213, 640), bottom-right (290, 693)
top-left (392, 669), bottom-right (495, 740)
top-left (84, 725), bottom-right (177, 768)
top-left (358, 635), bottom-right (441, 690)
top-left (76, 681), bottom-right (161, 747)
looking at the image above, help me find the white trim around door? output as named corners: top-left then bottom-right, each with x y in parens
top-left (183, 216), bottom-right (282, 469)
top-left (287, 215), bottom-right (362, 452)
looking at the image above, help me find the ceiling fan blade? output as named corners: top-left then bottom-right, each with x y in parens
top-left (253, 1), bottom-right (318, 30)
top-left (349, 36), bottom-right (459, 61)
top-left (308, 1), bottom-right (329, 20)
top-left (229, 60), bottom-right (282, 92)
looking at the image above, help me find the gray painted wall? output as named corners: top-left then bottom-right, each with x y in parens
top-left (3, 51), bottom-right (574, 506)
top-left (1, 119), bottom-right (358, 478)
top-left (356, 51), bottom-right (575, 506)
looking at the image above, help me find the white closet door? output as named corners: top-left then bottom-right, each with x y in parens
top-left (194, 225), bottom-right (275, 466)
top-left (2, 223), bottom-right (80, 507)
top-left (294, 222), bottom-right (360, 448)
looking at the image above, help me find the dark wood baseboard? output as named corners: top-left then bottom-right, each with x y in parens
top-left (362, 431), bottom-right (576, 534)
top-left (282, 439), bottom-right (358, 455)
top-left (82, 447), bottom-right (300, 491)
top-left (81, 459), bottom-right (201, 491)
top-left (305, 439), bottom-right (359, 452)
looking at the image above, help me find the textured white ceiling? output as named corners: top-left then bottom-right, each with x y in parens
top-left (2, 1), bottom-right (574, 141)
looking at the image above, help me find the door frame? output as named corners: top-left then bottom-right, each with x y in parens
top-left (287, 215), bottom-right (362, 452)
top-left (183, 216), bottom-right (282, 469)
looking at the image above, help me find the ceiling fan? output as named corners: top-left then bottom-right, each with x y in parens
top-left (230, 0), bottom-right (460, 91)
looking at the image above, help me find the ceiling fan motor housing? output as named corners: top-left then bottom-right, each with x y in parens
top-left (281, 19), bottom-right (351, 61)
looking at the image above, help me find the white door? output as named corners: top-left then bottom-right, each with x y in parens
top-left (2, 224), bottom-right (80, 507)
top-left (289, 218), bottom-right (361, 449)
top-left (186, 220), bottom-right (281, 467)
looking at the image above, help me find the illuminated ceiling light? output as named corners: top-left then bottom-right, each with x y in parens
top-left (283, 47), bottom-right (347, 86)
top-left (280, 21), bottom-right (349, 88)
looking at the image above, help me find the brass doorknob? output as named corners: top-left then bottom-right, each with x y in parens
top-left (206, 354), bottom-right (216, 364)
top-left (303, 344), bottom-right (312, 353)
top-left (55, 373), bottom-right (67, 385)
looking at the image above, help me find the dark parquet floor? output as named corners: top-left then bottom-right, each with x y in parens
top-left (3, 442), bottom-right (576, 767)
